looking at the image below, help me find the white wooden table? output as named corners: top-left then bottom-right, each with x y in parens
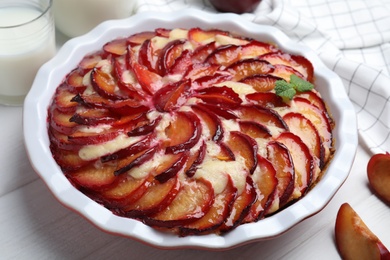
top-left (1, 31), bottom-right (389, 260)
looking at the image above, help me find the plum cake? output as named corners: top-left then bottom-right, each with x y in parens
top-left (48, 27), bottom-right (335, 236)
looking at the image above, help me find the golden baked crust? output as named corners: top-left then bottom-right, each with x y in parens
top-left (48, 27), bottom-right (335, 236)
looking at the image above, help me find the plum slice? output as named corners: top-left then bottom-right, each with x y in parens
top-left (276, 132), bottom-right (314, 197)
top-left (138, 39), bottom-right (159, 73)
top-left (153, 80), bottom-right (191, 112)
top-left (226, 58), bottom-right (274, 81)
top-left (194, 86), bottom-right (242, 108)
top-left (154, 152), bottom-right (189, 183)
top-left (367, 152), bottom-right (390, 204)
top-left (165, 111), bottom-right (202, 154)
top-left (126, 31), bottom-right (156, 47)
top-left (206, 44), bottom-right (242, 67)
top-left (218, 176), bottom-right (257, 233)
top-left (292, 97), bottom-right (333, 163)
top-left (53, 84), bottom-right (80, 113)
top-left (260, 51), bottom-right (314, 83)
top-left (67, 162), bottom-right (119, 190)
top-left (69, 108), bottom-right (119, 126)
top-left (96, 173), bottom-right (152, 209)
top-left (49, 108), bottom-right (78, 135)
top-left (124, 176), bottom-right (180, 218)
top-left (142, 178), bottom-right (214, 228)
top-left (157, 39), bottom-right (186, 75)
top-left (266, 141), bottom-right (295, 210)
top-left (90, 67), bottom-right (127, 100)
top-left (195, 103), bottom-right (237, 120)
top-left (226, 131), bottom-right (258, 175)
top-left (237, 104), bottom-right (288, 130)
top-left (246, 91), bottom-right (288, 108)
top-left (271, 64), bottom-right (306, 82)
top-left (179, 176), bottom-right (237, 236)
top-left (240, 75), bottom-right (283, 93)
top-left (127, 47), bottom-right (162, 95)
top-left (239, 120), bottom-right (272, 139)
top-left (51, 146), bottom-right (90, 171)
top-left (103, 38), bottom-right (128, 56)
top-left (240, 40), bottom-right (278, 58)
top-left (335, 203), bottom-right (390, 260)
top-left (192, 104), bottom-right (224, 142)
top-left (184, 141), bottom-right (207, 178)
top-left (243, 155), bottom-right (278, 223)
top-left (283, 112), bottom-right (324, 171)
top-left (183, 63), bottom-right (220, 81)
top-left (188, 27), bottom-right (229, 45)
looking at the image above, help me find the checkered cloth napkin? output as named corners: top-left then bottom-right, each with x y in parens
top-left (134, 0), bottom-right (390, 154)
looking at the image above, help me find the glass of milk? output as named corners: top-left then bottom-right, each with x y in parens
top-left (0, 0), bottom-right (55, 106)
top-left (54, 0), bottom-right (136, 38)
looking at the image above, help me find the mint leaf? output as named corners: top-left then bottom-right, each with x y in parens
top-left (290, 74), bottom-right (314, 92)
top-left (275, 80), bottom-right (296, 100)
